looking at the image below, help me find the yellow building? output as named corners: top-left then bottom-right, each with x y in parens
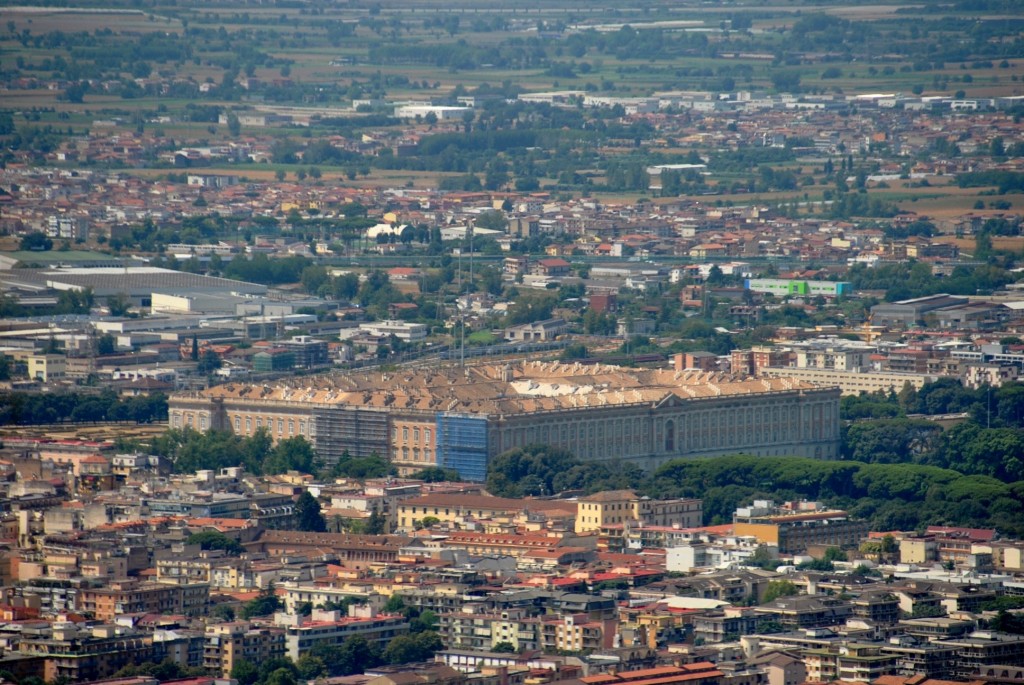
top-left (541, 615), bottom-right (615, 653)
top-left (575, 489), bottom-right (702, 534)
top-left (899, 536), bottom-right (938, 565)
top-left (28, 354), bottom-right (66, 382)
top-left (203, 622), bottom-right (285, 677)
top-left (396, 493), bottom-right (576, 532)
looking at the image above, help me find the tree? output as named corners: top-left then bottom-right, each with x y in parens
top-left (560, 343), bottom-right (589, 361)
top-left (301, 265), bottom-right (330, 295)
top-left (190, 335), bottom-right (199, 361)
top-left (382, 631), bottom-right (444, 665)
top-left (19, 231), bottom-right (52, 251)
top-left (410, 466), bottom-right (461, 482)
top-left (108, 292), bottom-right (132, 317)
top-left (771, 71), bottom-right (801, 92)
top-left (823, 547), bottom-right (847, 562)
top-left (153, 427), bottom-right (255, 474)
top-left (799, 558), bottom-right (835, 572)
top-left (991, 137), bottom-right (1006, 158)
top-left (187, 530), bottom-right (244, 555)
top-left (326, 451), bottom-right (396, 479)
top-left (410, 609), bottom-right (438, 633)
top-left (231, 659), bottom-right (259, 685)
top-left (264, 668), bottom-right (298, 685)
top-left (311, 635), bottom-right (381, 676)
top-left (990, 610), bottom-right (1024, 634)
top-left (841, 419), bottom-right (940, 463)
top-left (240, 585), bottom-right (281, 619)
top-left (264, 436), bottom-right (319, 475)
top-left (97, 334), bottom-right (116, 356)
top-left (504, 294), bottom-right (556, 326)
top-left (296, 655), bottom-right (327, 680)
top-left (63, 81), bottom-right (88, 103)
top-left (745, 545), bottom-right (778, 570)
top-left (492, 641), bottom-right (517, 653)
top-left (762, 580), bottom-right (799, 604)
top-left (197, 349), bottom-right (222, 374)
top-left (384, 595), bottom-right (406, 613)
top-left (475, 209), bottom-right (508, 232)
top-left (295, 491), bottom-right (327, 532)
top-left (366, 508), bottom-right (387, 534)
top-left (211, 604), bottom-right (236, 621)
top-left (486, 444), bottom-right (581, 497)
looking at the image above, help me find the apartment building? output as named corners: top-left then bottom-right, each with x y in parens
top-left (76, 580), bottom-right (209, 620)
top-left (18, 623), bottom-right (151, 683)
top-left (754, 596), bottom-right (853, 630)
top-left (203, 622), bottom-right (285, 678)
top-left (693, 607), bottom-right (764, 644)
top-left (277, 607), bottom-right (408, 661)
top-left (881, 636), bottom-right (960, 679)
top-left (440, 605), bottom-right (541, 652)
top-left (936, 631), bottom-right (1024, 679)
top-left (804, 644), bottom-right (897, 683)
top-left (540, 614), bottom-right (616, 653)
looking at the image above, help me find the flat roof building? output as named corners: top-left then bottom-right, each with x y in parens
top-left (871, 294), bottom-right (967, 328)
top-left (733, 500), bottom-right (868, 554)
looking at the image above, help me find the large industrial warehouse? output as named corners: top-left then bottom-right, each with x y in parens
top-left (169, 361), bottom-right (841, 480)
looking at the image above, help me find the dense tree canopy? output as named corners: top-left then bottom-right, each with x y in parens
top-left (645, 454), bottom-right (1024, 537)
top-left (239, 586), bottom-right (282, 619)
top-left (325, 451), bottom-right (396, 479)
top-left (187, 530), bottom-right (244, 555)
top-left (151, 428), bottom-right (321, 475)
top-left (0, 390), bottom-right (167, 425)
top-left (486, 444), bottom-right (643, 498)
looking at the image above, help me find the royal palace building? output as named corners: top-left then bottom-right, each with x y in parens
top-left (168, 361), bottom-right (840, 480)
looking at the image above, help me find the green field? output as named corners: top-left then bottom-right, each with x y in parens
top-left (2, 0), bottom-right (1020, 215)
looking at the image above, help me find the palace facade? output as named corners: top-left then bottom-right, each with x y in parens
top-left (168, 361), bottom-right (840, 480)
